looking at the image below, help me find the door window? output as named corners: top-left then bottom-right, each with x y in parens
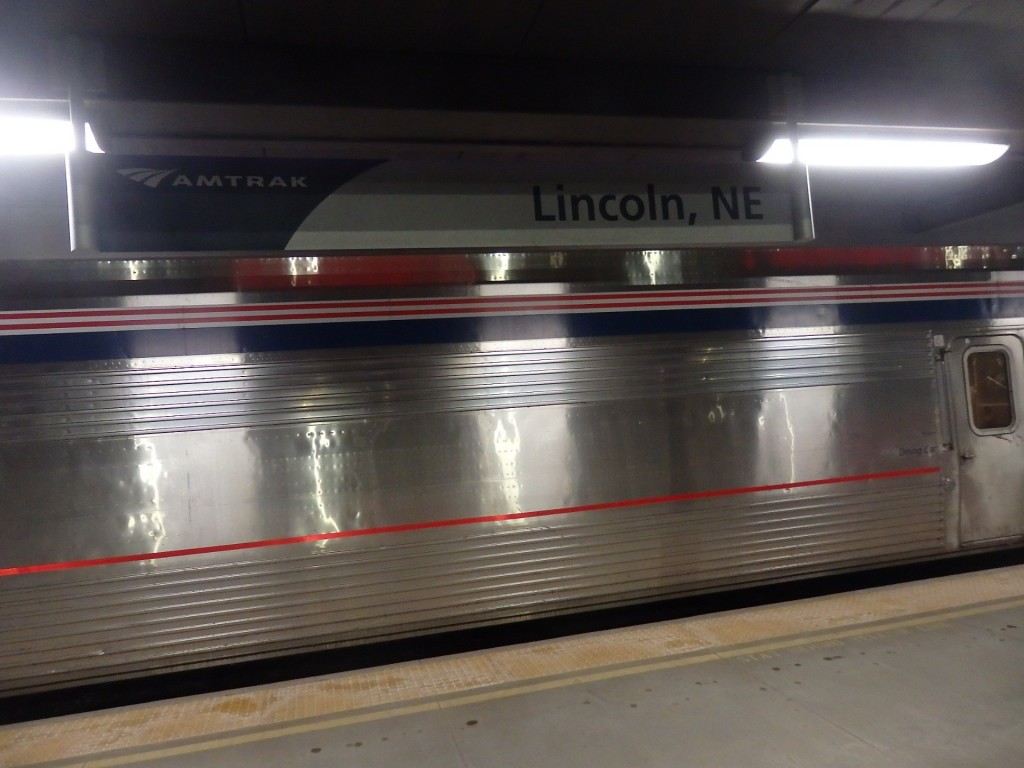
top-left (966, 348), bottom-right (1015, 432)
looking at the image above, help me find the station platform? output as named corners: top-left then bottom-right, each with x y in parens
top-left (3, 563), bottom-right (1024, 768)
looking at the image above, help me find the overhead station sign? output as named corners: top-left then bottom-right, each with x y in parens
top-left (86, 155), bottom-right (804, 252)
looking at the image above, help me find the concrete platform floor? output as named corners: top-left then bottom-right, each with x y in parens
top-left (3, 564), bottom-right (1024, 767)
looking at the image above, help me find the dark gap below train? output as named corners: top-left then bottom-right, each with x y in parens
top-left (4, 547), bottom-right (1024, 725)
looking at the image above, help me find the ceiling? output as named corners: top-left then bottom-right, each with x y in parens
top-left (2, 0), bottom-right (1024, 252)
top-left (2, 0), bottom-right (1024, 135)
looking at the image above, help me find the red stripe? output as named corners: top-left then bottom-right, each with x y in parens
top-left (0, 467), bottom-right (941, 577)
top-left (3, 288), bottom-right (1024, 333)
top-left (2, 281), bottom-right (1024, 322)
top-left (0, 289), bottom-right (1020, 329)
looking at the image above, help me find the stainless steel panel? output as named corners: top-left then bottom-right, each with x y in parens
top-left (0, 322), bottom-right (950, 695)
top-left (0, 331), bottom-right (934, 442)
top-left (0, 479), bottom-right (945, 692)
top-left (947, 334), bottom-right (1024, 543)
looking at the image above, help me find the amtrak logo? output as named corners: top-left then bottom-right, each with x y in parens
top-left (117, 168), bottom-right (178, 188)
top-left (116, 167), bottom-right (309, 189)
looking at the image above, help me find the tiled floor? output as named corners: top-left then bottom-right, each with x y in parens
top-left (4, 564), bottom-right (1024, 767)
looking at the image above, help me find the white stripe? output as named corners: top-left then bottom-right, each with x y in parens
top-left (1, 284), bottom-right (1023, 336)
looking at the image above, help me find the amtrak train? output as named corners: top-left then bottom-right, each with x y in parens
top-left (2, 246), bottom-right (1023, 696)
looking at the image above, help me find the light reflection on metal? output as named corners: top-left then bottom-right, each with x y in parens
top-left (287, 256), bottom-right (320, 287)
top-left (780, 393), bottom-right (797, 484)
top-left (493, 413), bottom-right (522, 515)
top-left (288, 256), bottom-right (320, 276)
top-left (479, 336), bottom-right (571, 353)
top-left (642, 250), bottom-right (662, 285)
top-left (945, 246), bottom-right (968, 269)
top-left (133, 438), bottom-right (166, 558)
top-left (491, 252), bottom-right (512, 282)
top-left (707, 403), bottom-right (726, 423)
top-left (306, 426), bottom-right (341, 548)
top-left (762, 324), bottom-right (842, 338)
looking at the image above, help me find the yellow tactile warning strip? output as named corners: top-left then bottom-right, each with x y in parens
top-left (3, 564), bottom-right (1024, 768)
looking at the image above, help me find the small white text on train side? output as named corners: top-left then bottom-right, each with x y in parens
top-left (170, 174), bottom-right (308, 189)
top-left (116, 167), bottom-right (308, 189)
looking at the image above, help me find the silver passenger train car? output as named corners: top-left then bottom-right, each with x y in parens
top-left (2, 246), bottom-right (1023, 696)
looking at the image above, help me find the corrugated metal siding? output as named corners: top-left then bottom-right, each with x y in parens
top-left (1, 478), bottom-right (945, 694)
top-left (0, 327), bottom-right (947, 694)
top-left (0, 330), bottom-right (933, 441)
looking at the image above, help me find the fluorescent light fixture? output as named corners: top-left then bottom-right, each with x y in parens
top-left (757, 137), bottom-right (1009, 168)
top-left (0, 116), bottom-right (105, 155)
top-left (0, 117), bottom-right (74, 155)
top-left (83, 122), bottom-right (105, 153)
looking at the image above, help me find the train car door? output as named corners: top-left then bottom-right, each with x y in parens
top-left (948, 335), bottom-right (1024, 544)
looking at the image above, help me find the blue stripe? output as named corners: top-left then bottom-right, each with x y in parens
top-left (2, 297), bottom-right (1022, 365)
